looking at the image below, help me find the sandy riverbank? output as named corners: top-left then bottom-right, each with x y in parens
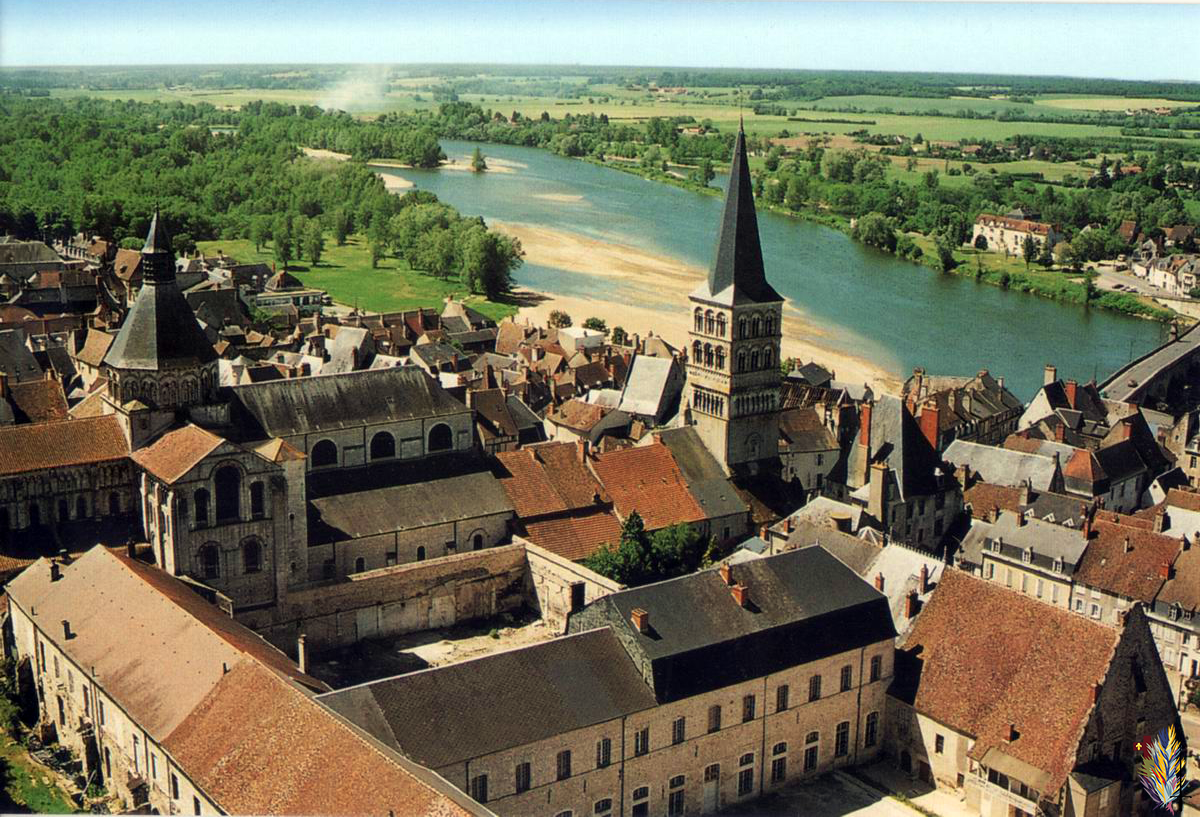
top-left (301, 147), bottom-right (351, 161)
top-left (492, 220), bottom-right (900, 394)
top-left (375, 172), bottom-right (414, 190)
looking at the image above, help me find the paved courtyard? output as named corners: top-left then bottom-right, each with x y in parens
top-left (748, 771), bottom-right (925, 817)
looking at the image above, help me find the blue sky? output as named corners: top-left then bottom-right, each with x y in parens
top-left (0, 1), bottom-right (1196, 81)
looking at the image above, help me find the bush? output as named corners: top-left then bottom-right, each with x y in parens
top-left (548, 310), bottom-right (572, 328)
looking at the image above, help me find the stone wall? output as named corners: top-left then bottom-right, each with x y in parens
top-left (523, 542), bottom-right (623, 634)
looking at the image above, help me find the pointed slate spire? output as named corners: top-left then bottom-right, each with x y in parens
top-left (706, 122), bottom-right (782, 304)
top-left (140, 208), bottom-right (176, 284)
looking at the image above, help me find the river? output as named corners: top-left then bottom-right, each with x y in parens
top-left (375, 140), bottom-right (1164, 400)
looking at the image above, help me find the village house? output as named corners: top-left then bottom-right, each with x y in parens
top-left (955, 509), bottom-right (1087, 608)
top-left (320, 548), bottom-right (896, 817)
top-left (971, 213), bottom-right (1062, 255)
top-left (888, 569), bottom-right (1178, 817)
top-left (902, 368), bottom-right (1023, 450)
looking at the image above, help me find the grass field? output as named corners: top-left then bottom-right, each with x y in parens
top-left (0, 735), bottom-right (79, 814)
top-left (1032, 95), bottom-right (1197, 111)
top-left (194, 235), bottom-right (518, 320)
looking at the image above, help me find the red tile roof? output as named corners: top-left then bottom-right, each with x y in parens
top-left (1166, 488), bottom-right (1200, 513)
top-left (131, 424), bottom-right (225, 484)
top-left (546, 398), bottom-right (608, 433)
top-left (7, 379), bottom-right (69, 423)
top-left (1063, 448), bottom-right (1105, 484)
top-left (1075, 518), bottom-right (1179, 602)
top-left (589, 441), bottom-right (706, 530)
top-left (963, 481), bottom-right (1022, 520)
top-left (522, 509), bottom-right (625, 562)
top-left (900, 570), bottom-right (1120, 797)
top-left (0, 415), bottom-right (128, 476)
top-left (75, 329), bottom-right (115, 368)
top-left (496, 442), bottom-right (609, 518)
top-left (975, 213), bottom-right (1059, 236)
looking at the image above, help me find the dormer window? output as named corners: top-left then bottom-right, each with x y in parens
top-left (1022, 547), bottom-right (1033, 564)
top-left (1052, 558), bottom-right (1063, 574)
top-left (1187, 609), bottom-right (1195, 622)
top-left (1171, 605), bottom-right (1182, 621)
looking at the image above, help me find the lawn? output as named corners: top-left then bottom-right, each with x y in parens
top-left (194, 235), bottom-right (518, 321)
top-left (0, 735), bottom-right (79, 814)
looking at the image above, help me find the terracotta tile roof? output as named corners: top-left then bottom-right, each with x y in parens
top-left (975, 213), bottom-right (1059, 236)
top-left (589, 441), bottom-right (706, 530)
top-left (113, 248), bottom-right (142, 281)
top-left (131, 424), bottom-right (225, 484)
top-left (898, 570), bottom-right (1120, 796)
top-left (1063, 448), bottom-right (1105, 484)
top-left (252, 437), bottom-right (306, 463)
top-left (546, 398), bottom-right (608, 433)
top-left (68, 385), bottom-right (108, 418)
top-left (522, 509), bottom-right (625, 561)
top-left (1166, 488), bottom-right (1200, 513)
top-left (963, 481), bottom-right (1022, 520)
top-left (0, 415), bottom-right (128, 476)
top-left (496, 442), bottom-right (609, 517)
top-left (164, 661), bottom-right (475, 817)
top-left (75, 329), bottom-right (114, 368)
top-left (1074, 519), bottom-right (1179, 602)
top-left (7, 378), bottom-right (69, 423)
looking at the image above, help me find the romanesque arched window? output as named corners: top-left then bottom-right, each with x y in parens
top-left (310, 439), bottom-right (338, 468)
top-left (715, 347), bottom-right (725, 370)
top-left (76, 497), bottom-right (87, 520)
top-left (751, 350), bottom-right (760, 370)
top-left (765, 315), bottom-right (775, 336)
top-left (199, 544), bottom-right (219, 579)
top-left (250, 482), bottom-right (265, 518)
top-left (242, 538), bottom-right (262, 574)
top-left (370, 431), bottom-right (396, 460)
top-left (428, 423), bottom-right (454, 453)
top-left (214, 465), bottom-right (241, 523)
top-left (473, 532), bottom-right (485, 551)
top-left (704, 344), bottom-right (714, 366)
top-left (738, 317), bottom-right (747, 339)
top-left (694, 308), bottom-right (704, 332)
top-left (764, 348), bottom-right (774, 369)
top-left (194, 489), bottom-right (209, 527)
top-left (705, 310), bottom-right (715, 334)
top-left (693, 340), bottom-right (702, 363)
top-left (737, 351), bottom-right (746, 372)
top-left (752, 315), bottom-right (762, 337)
top-left (716, 314), bottom-right (726, 337)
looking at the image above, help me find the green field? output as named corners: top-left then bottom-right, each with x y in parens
top-left (195, 235), bottom-right (518, 320)
top-left (0, 734), bottom-right (80, 814)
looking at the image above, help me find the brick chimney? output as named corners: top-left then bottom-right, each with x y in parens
top-left (1082, 507), bottom-right (1093, 539)
top-left (919, 565), bottom-right (930, 594)
top-left (904, 590), bottom-right (919, 620)
top-left (874, 572), bottom-right (885, 592)
top-left (1064, 379), bottom-right (1078, 409)
top-left (576, 438), bottom-right (589, 462)
top-left (0, 372), bottom-right (7, 400)
top-left (1044, 364), bottom-right (1057, 386)
top-left (1160, 561), bottom-right (1173, 580)
top-left (719, 563), bottom-right (734, 586)
top-left (1016, 511), bottom-right (1026, 527)
top-left (785, 516), bottom-right (795, 534)
top-left (1054, 422), bottom-right (1065, 443)
top-left (1123, 537), bottom-right (1132, 553)
top-left (730, 584), bottom-right (749, 608)
top-left (918, 401), bottom-right (940, 451)
top-left (630, 608), bottom-right (650, 633)
top-left (859, 401), bottom-right (873, 446)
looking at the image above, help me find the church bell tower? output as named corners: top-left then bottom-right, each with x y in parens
top-left (687, 122), bottom-right (784, 474)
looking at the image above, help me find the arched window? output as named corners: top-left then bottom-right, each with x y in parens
top-left (715, 347), bottom-right (725, 370)
top-left (716, 314), bottom-right (726, 337)
top-left (58, 499), bottom-right (69, 522)
top-left (242, 539), bottom-right (262, 574)
top-left (750, 349), bottom-right (760, 370)
top-left (199, 545), bottom-right (219, 579)
top-left (738, 317), bottom-right (747, 339)
top-left (473, 533), bottom-right (484, 551)
top-left (428, 423), bottom-right (453, 452)
top-left (76, 496), bottom-right (87, 520)
top-left (416, 546), bottom-right (427, 562)
top-left (370, 431), bottom-right (396, 460)
top-left (214, 465), bottom-right (241, 522)
top-left (764, 348), bottom-right (774, 369)
top-left (737, 351), bottom-right (746, 372)
top-left (705, 310), bottom-right (715, 334)
top-left (194, 489), bottom-right (209, 527)
top-left (354, 556), bottom-right (365, 573)
top-left (109, 492), bottom-right (121, 516)
top-left (250, 482), bottom-right (265, 518)
top-left (704, 344), bottom-right (714, 366)
top-left (310, 439), bottom-right (338, 468)
top-left (694, 308), bottom-right (703, 332)
top-left (752, 315), bottom-right (762, 337)
top-left (692, 340), bottom-right (702, 363)
top-left (765, 315), bottom-right (775, 336)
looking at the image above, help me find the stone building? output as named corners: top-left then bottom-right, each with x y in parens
top-left (902, 368), bottom-right (1023, 450)
top-left (687, 123), bottom-right (784, 475)
top-left (319, 548), bottom-right (896, 817)
top-left (5, 546), bottom-right (486, 816)
top-left (971, 213), bottom-right (1062, 255)
top-left (888, 569), bottom-right (1178, 817)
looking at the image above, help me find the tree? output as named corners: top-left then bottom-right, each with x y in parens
top-left (582, 317), bottom-right (608, 334)
top-left (458, 225), bottom-right (522, 298)
top-left (784, 177), bottom-right (807, 210)
top-left (333, 208), bottom-right (350, 246)
top-left (694, 158), bottom-right (714, 187)
top-left (764, 145), bottom-right (783, 172)
top-left (933, 230), bottom-right (957, 272)
top-left (273, 225), bottom-right (293, 270)
top-left (1037, 239), bottom-right (1054, 268)
top-left (471, 146), bottom-right (487, 172)
top-left (1022, 234), bottom-right (1037, 269)
top-left (582, 512), bottom-right (704, 587)
top-left (304, 221), bottom-right (324, 266)
top-left (548, 310), bottom-right (572, 328)
top-left (249, 217), bottom-right (269, 252)
top-left (610, 325), bottom-right (629, 346)
top-left (852, 213), bottom-right (897, 253)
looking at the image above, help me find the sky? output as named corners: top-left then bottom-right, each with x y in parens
top-left (0, 0), bottom-right (1197, 81)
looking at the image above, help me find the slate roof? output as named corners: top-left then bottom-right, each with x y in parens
top-left (318, 628), bottom-right (657, 770)
top-left (785, 521), bottom-right (883, 575)
top-left (945, 439), bottom-right (1059, 492)
top-left (656, 427), bottom-right (749, 520)
top-left (0, 415), bottom-right (129, 476)
top-left (863, 396), bottom-right (946, 499)
top-left (691, 125), bottom-right (783, 306)
top-left (227, 367), bottom-right (467, 439)
top-left (0, 241), bottom-right (59, 265)
top-left (131, 424), bottom-right (227, 484)
top-left (309, 471), bottom-right (512, 541)
top-left (894, 570), bottom-right (1121, 798)
top-left (573, 548), bottom-right (895, 702)
top-left (0, 328), bottom-right (43, 382)
top-left (589, 440), bottom-right (707, 530)
top-left (778, 407), bottom-right (838, 452)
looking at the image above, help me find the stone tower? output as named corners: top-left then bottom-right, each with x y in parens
top-left (102, 211), bottom-right (219, 417)
top-left (687, 123), bottom-right (784, 474)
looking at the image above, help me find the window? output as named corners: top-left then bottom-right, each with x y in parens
top-left (99, 700), bottom-right (105, 725)
top-left (771, 742), bottom-right (787, 783)
top-left (737, 757), bottom-right (754, 797)
top-left (171, 773), bottom-right (179, 800)
top-left (83, 688), bottom-right (90, 716)
top-left (776, 684), bottom-right (790, 712)
top-left (840, 665), bottom-right (852, 692)
top-left (668, 776), bottom-right (685, 816)
top-left (53, 655), bottom-right (59, 678)
top-left (557, 749), bottom-right (572, 780)
top-left (707, 704), bottom-right (721, 733)
top-left (742, 694), bottom-right (756, 722)
top-left (835, 721), bottom-right (850, 758)
top-left (311, 439), bottom-right (338, 468)
top-left (242, 538), bottom-right (262, 574)
top-left (249, 481), bottom-right (265, 518)
top-left (596, 737), bottom-right (612, 768)
top-left (469, 774), bottom-right (488, 804)
top-left (428, 423), bottom-right (453, 452)
top-left (635, 726), bottom-right (650, 756)
top-left (515, 762), bottom-right (531, 793)
top-left (594, 799), bottom-right (613, 816)
top-left (416, 546), bottom-right (426, 561)
top-left (194, 489), bottom-right (209, 527)
top-left (473, 533), bottom-right (484, 551)
top-left (199, 545), bottom-right (219, 579)
top-left (1091, 603), bottom-right (1101, 619)
top-left (354, 556), bottom-right (365, 573)
top-left (214, 465), bottom-right (241, 522)
top-left (370, 431), bottom-right (396, 460)
top-left (809, 674), bottom-right (821, 702)
top-left (631, 787), bottom-right (650, 817)
top-left (193, 796), bottom-right (201, 816)
top-left (672, 717), bottom-right (685, 745)
top-left (151, 754), bottom-right (158, 780)
top-left (865, 712), bottom-right (879, 748)
top-left (870, 655), bottom-right (882, 682)
top-left (935, 734), bottom-right (945, 754)
top-left (804, 744), bottom-right (819, 772)
top-left (705, 764), bottom-right (720, 783)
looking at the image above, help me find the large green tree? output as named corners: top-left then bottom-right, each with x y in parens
top-left (582, 512), bottom-right (704, 587)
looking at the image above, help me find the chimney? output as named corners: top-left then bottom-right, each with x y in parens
top-left (1007, 725), bottom-right (1020, 743)
top-left (759, 523), bottom-right (770, 539)
top-left (1082, 509), bottom-right (1093, 539)
top-left (785, 516), bottom-right (795, 534)
top-left (1160, 561), bottom-right (1173, 580)
top-left (1044, 364), bottom-right (1057, 386)
top-left (730, 583), bottom-right (749, 608)
top-left (919, 565), bottom-right (930, 594)
top-left (0, 372), bottom-right (7, 400)
top-left (719, 563), bottom-right (734, 586)
top-left (1054, 422), bottom-right (1065, 443)
top-left (1123, 536), bottom-right (1132, 554)
top-left (1018, 480), bottom-right (1031, 507)
top-left (918, 401), bottom-right (940, 451)
top-left (912, 367), bottom-right (925, 399)
top-left (1016, 510), bottom-right (1026, 527)
top-left (859, 401), bottom-right (873, 446)
top-left (576, 438), bottom-right (589, 463)
top-left (998, 376), bottom-right (1005, 390)
top-left (297, 634), bottom-right (308, 674)
top-left (904, 590), bottom-right (919, 620)
top-left (630, 608), bottom-right (650, 633)
top-left (868, 462), bottom-right (889, 523)
top-left (1064, 379), bottom-right (1078, 409)
top-left (61, 620), bottom-right (72, 640)
top-left (874, 572), bottom-right (885, 592)
top-left (49, 562), bottom-right (61, 582)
